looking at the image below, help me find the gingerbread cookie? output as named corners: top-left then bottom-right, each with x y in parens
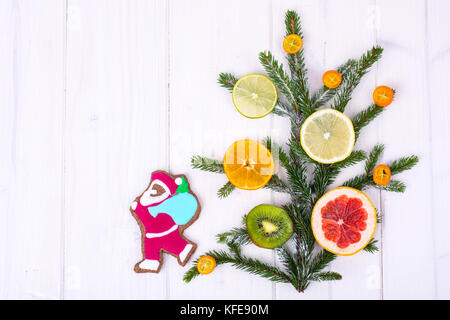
top-left (130, 171), bottom-right (200, 273)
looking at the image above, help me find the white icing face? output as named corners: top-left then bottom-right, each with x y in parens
top-left (140, 179), bottom-right (171, 206)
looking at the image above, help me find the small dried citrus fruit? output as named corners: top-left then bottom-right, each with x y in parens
top-left (283, 34), bottom-right (303, 54)
top-left (373, 86), bottom-right (394, 107)
top-left (322, 70), bottom-right (342, 89)
top-left (373, 164), bottom-right (391, 186)
top-left (197, 256), bottom-right (216, 275)
top-left (223, 139), bottom-right (274, 190)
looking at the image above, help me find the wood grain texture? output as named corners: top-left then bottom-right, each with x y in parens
top-left (64, 0), bottom-right (168, 299)
top-left (0, 0), bottom-right (449, 299)
top-left (0, 0), bottom-right (66, 299)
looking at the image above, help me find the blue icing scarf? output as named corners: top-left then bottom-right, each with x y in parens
top-left (147, 193), bottom-right (198, 226)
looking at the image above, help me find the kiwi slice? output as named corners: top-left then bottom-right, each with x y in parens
top-left (246, 204), bottom-right (293, 249)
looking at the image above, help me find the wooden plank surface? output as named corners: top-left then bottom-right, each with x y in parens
top-left (0, 0), bottom-right (449, 299)
top-left (64, 0), bottom-right (169, 299)
top-left (0, 0), bottom-right (66, 299)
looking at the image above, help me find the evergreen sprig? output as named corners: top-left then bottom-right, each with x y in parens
top-left (185, 10), bottom-right (418, 293)
top-left (191, 155), bottom-right (224, 173)
top-left (218, 72), bottom-right (238, 92)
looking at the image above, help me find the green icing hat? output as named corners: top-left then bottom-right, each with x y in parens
top-left (175, 176), bottom-right (189, 193)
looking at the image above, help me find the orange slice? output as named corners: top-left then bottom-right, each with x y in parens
top-left (373, 86), bottom-right (394, 107)
top-left (223, 139), bottom-right (274, 190)
top-left (322, 70), bottom-right (342, 89)
top-left (373, 164), bottom-right (391, 186)
top-left (283, 34), bottom-right (303, 54)
top-left (197, 256), bottom-right (216, 275)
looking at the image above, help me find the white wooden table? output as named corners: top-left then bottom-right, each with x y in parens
top-left (1, 0), bottom-right (449, 300)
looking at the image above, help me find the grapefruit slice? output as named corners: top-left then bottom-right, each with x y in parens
top-left (311, 187), bottom-right (377, 256)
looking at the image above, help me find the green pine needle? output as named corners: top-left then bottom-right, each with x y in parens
top-left (218, 72), bottom-right (238, 92)
top-left (217, 181), bottom-right (235, 198)
top-left (353, 104), bottom-right (386, 139)
top-left (365, 144), bottom-right (385, 174)
top-left (191, 155), bottom-right (224, 173)
top-left (363, 238), bottom-right (379, 253)
top-left (389, 155), bottom-right (419, 175)
top-left (310, 271), bottom-right (342, 282)
top-left (332, 46), bottom-right (383, 112)
top-left (264, 175), bottom-right (291, 193)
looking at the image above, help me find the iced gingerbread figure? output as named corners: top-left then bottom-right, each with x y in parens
top-left (130, 171), bottom-right (200, 273)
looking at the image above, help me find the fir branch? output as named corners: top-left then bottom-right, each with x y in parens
top-left (289, 138), bottom-right (317, 164)
top-left (217, 181), bottom-right (235, 198)
top-left (313, 150), bottom-right (367, 198)
top-left (284, 10), bottom-right (311, 116)
top-left (218, 72), bottom-right (238, 92)
top-left (283, 203), bottom-right (310, 235)
top-left (272, 106), bottom-right (291, 117)
top-left (286, 162), bottom-right (313, 209)
top-left (285, 10), bottom-right (302, 35)
top-left (259, 51), bottom-right (300, 113)
top-left (183, 250), bottom-right (238, 283)
top-left (363, 238), bottom-right (379, 253)
top-left (310, 59), bottom-right (357, 113)
top-left (389, 155), bottom-right (419, 175)
top-left (276, 246), bottom-right (300, 284)
top-left (262, 137), bottom-right (290, 169)
top-left (365, 144), bottom-right (385, 175)
top-left (343, 174), bottom-right (371, 190)
top-left (332, 46), bottom-right (383, 112)
top-left (185, 248), bottom-right (293, 284)
top-left (308, 249), bottom-right (336, 276)
top-left (191, 155), bottom-right (224, 173)
top-left (232, 256), bottom-right (293, 284)
top-left (310, 271), bottom-right (342, 282)
top-left (353, 104), bottom-right (386, 139)
top-left (375, 180), bottom-right (406, 193)
top-left (264, 175), bottom-right (291, 193)
top-left (217, 228), bottom-right (251, 247)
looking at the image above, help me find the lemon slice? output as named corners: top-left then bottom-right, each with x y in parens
top-left (300, 109), bottom-right (355, 164)
top-left (232, 74), bottom-right (278, 118)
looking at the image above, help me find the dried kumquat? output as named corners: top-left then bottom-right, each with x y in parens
top-left (197, 256), bottom-right (216, 275)
top-left (373, 86), bottom-right (394, 107)
top-left (322, 70), bottom-right (342, 89)
top-left (373, 164), bottom-right (391, 186)
top-left (283, 34), bottom-right (303, 54)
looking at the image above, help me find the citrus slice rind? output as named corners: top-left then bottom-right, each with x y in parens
top-left (311, 187), bottom-right (377, 256)
top-left (300, 109), bottom-right (355, 164)
top-left (232, 74), bottom-right (278, 119)
top-left (223, 139), bottom-right (274, 190)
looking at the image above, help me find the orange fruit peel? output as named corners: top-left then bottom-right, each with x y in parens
top-left (223, 139), bottom-right (274, 190)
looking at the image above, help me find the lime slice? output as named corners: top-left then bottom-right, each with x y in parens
top-left (232, 74), bottom-right (278, 118)
top-left (300, 109), bottom-right (355, 164)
